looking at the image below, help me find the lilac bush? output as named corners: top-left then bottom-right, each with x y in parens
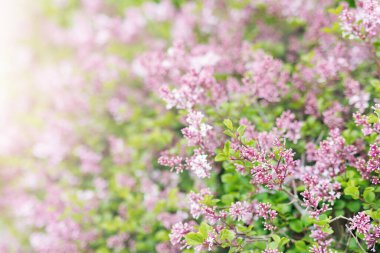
top-left (0, 0), bottom-right (380, 252)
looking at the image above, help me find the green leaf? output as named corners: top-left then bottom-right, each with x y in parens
top-left (221, 173), bottom-right (236, 184)
top-left (271, 235), bottom-right (289, 248)
top-left (344, 186), bottom-right (359, 199)
top-left (347, 201), bottom-right (361, 212)
top-left (237, 125), bottom-right (246, 137)
top-left (223, 119), bottom-right (234, 130)
top-left (220, 229), bottom-right (235, 243)
top-left (321, 225), bottom-right (334, 235)
top-left (279, 237), bottom-right (290, 248)
top-left (327, 5), bottom-right (343, 15)
top-left (224, 129), bottom-right (234, 137)
top-left (236, 224), bottom-right (251, 234)
top-left (200, 195), bottom-right (219, 206)
top-left (268, 242), bottom-right (277, 249)
top-left (221, 194), bottom-right (235, 205)
top-left (290, 220), bottom-right (304, 233)
top-left (370, 209), bottom-right (380, 220)
top-left (215, 153), bottom-right (228, 162)
top-left (314, 219), bottom-right (329, 226)
top-left (272, 234), bottom-right (281, 244)
top-left (199, 222), bottom-right (212, 238)
top-left (334, 200), bottom-right (345, 210)
top-left (184, 232), bottom-right (204, 246)
top-left (335, 210), bottom-right (345, 217)
top-left (294, 241), bottom-right (308, 251)
top-left (367, 114), bottom-right (378, 124)
top-left (364, 189), bottom-right (376, 203)
top-left (223, 141), bottom-right (231, 156)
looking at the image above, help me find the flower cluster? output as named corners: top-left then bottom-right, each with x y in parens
top-left (170, 191), bottom-right (279, 251)
top-left (1, 0), bottom-right (380, 252)
top-left (340, 0), bottom-right (380, 41)
top-left (349, 212), bottom-right (380, 251)
top-left (354, 104), bottom-right (380, 136)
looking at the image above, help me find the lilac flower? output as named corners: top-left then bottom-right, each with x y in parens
top-left (229, 201), bottom-right (252, 223)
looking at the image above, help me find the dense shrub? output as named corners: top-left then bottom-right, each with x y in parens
top-left (1, 0), bottom-right (380, 252)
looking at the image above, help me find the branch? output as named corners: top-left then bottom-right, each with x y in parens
top-left (282, 188), bottom-right (306, 215)
top-left (345, 224), bottom-right (366, 253)
top-left (329, 216), bottom-right (351, 224)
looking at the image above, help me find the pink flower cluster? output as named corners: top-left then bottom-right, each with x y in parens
top-left (301, 179), bottom-right (341, 218)
top-left (322, 102), bottom-right (346, 130)
top-left (242, 50), bottom-right (289, 102)
top-left (349, 212), bottom-right (380, 251)
top-left (357, 144), bottom-right (380, 184)
top-left (275, 111), bottom-right (302, 142)
top-left (170, 193), bottom-right (278, 250)
top-left (229, 201), bottom-right (252, 223)
top-left (309, 225), bottom-right (334, 252)
top-left (340, 0), bottom-right (380, 41)
top-left (169, 222), bottom-right (194, 249)
top-left (307, 129), bottom-right (357, 177)
top-left (354, 104), bottom-right (380, 136)
top-left (3, 0), bottom-right (380, 252)
top-left (188, 188), bottom-right (224, 223)
top-left (232, 138), bottom-right (297, 189)
top-left (256, 203), bottom-right (278, 231)
top-left (344, 78), bottom-right (369, 113)
top-left (158, 149), bottom-right (213, 179)
top-left (301, 129), bottom-right (358, 217)
top-left (181, 111), bottom-right (213, 148)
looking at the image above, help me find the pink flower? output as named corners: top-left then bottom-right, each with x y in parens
top-left (256, 203), bottom-right (277, 231)
top-left (186, 151), bottom-right (212, 178)
top-left (181, 111), bottom-right (212, 147)
top-left (169, 222), bottom-right (193, 248)
top-left (108, 136), bottom-right (132, 165)
top-left (262, 249), bottom-right (282, 253)
top-left (276, 111), bottom-right (302, 142)
top-left (340, 0), bottom-right (380, 41)
top-left (323, 102), bottom-right (346, 129)
top-left (158, 154), bottom-right (185, 173)
top-left (344, 78), bottom-right (369, 113)
top-left (75, 146), bottom-right (102, 174)
top-left (242, 50), bottom-right (289, 103)
top-left (350, 212), bottom-right (371, 234)
top-left (349, 212), bottom-right (380, 251)
top-left (305, 92), bottom-right (319, 117)
top-left (229, 201), bottom-right (252, 223)
top-left (106, 234), bottom-right (128, 250)
top-left (355, 144), bottom-right (380, 182)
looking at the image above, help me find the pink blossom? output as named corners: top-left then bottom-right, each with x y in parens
top-left (354, 104), bottom-right (380, 135)
top-left (75, 146), bottom-right (102, 174)
top-left (169, 222), bottom-right (193, 248)
top-left (108, 136), bottom-right (132, 165)
top-left (262, 249), bottom-right (282, 253)
top-left (350, 212), bottom-right (371, 234)
top-left (340, 0), bottom-right (380, 41)
top-left (186, 151), bottom-right (213, 178)
top-left (276, 111), bottom-right (302, 142)
top-left (158, 154), bottom-right (185, 173)
top-left (106, 234), bottom-right (128, 250)
top-left (242, 50), bottom-right (289, 102)
top-left (181, 111), bottom-right (212, 147)
top-left (305, 92), bottom-right (319, 117)
top-left (229, 201), bottom-right (252, 223)
top-left (323, 103), bottom-right (346, 129)
top-left (344, 78), bottom-right (369, 113)
top-left (349, 212), bottom-right (380, 251)
top-left (158, 212), bottom-right (188, 230)
top-left (256, 203), bottom-right (277, 231)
